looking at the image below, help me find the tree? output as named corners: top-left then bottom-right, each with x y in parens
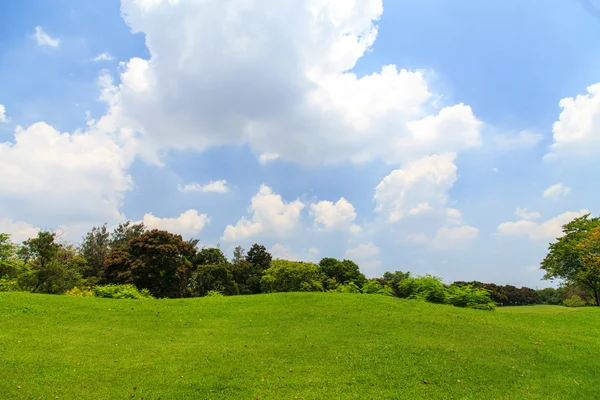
top-left (0, 233), bottom-right (22, 279)
top-left (189, 265), bottom-right (239, 297)
top-left (232, 245), bottom-right (246, 264)
top-left (109, 221), bottom-right (146, 249)
top-left (246, 244), bottom-right (272, 271)
top-left (319, 258), bottom-right (366, 287)
top-left (260, 260), bottom-right (323, 293)
top-left (103, 229), bottom-right (196, 298)
top-left (541, 213), bottom-right (600, 306)
top-left (195, 247), bottom-right (229, 266)
top-left (79, 223), bottom-right (110, 280)
top-left (382, 270), bottom-right (411, 296)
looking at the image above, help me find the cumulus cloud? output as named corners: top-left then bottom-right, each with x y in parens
top-left (32, 26), bottom-right (59, 47)
top-left (0, 104), bottom-right (8, 123)
top-left (374, 153), bottom-right (457, 223)
top-left (515, 208), bottom-right (541, 220)
top-left (178, 180), bottom-right (229, 193)
top-left (92, 52), bottom-right (114, 62)
top-left (543, 183), bottom-right (571, 199)
top-left (0, 218), bottom-right (40, 243)
top-left (141, 209), bottom-right (209, 238)
top-left (221, 185), bottom-right (305, 242)
top-left (111, 0), bottom-right (482, 166)
top-left (546, 83), bottom-right (600, 159)
top-left (0, 73), bottom-right (138, 229)
top-left (344, 242), bottom-right (381, 271)
top-left (310, 197), bottom-right (360, 232)
top-left (407, 225), bottom-right (479, 250)
top-left (497, 209), bottom-right (589, 241)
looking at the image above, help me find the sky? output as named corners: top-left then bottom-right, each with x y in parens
top-left (1, 0), bottom-right (600, 288)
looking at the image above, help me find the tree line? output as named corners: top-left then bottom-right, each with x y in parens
top-left (1, 213), bottom-right (599, 308)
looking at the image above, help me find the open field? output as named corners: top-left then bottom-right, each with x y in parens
top-left (1, 292), bottom-right (599, 399)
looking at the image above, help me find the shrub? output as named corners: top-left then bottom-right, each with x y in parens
top-left (92, 284), bottom-right (153, 299)
top-left (336, 282), bottom-right (361, 293)
top-left (65, 286), bottom-right (93, 297)
top-left (0, 278), bottom-right (21, 292)
top-left (563, 295), bottom-right (586, 307)
top-left (362, 279), bottom-right (394, 296)
top-left (205, 290), bottom-right (224, 297)
top-left (397, 275), bottom-right (448, 304)
top-left (446, 284), bottom-right (494, 309)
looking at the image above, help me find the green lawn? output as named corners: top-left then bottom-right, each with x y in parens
top-left (0, 292), bottom-right (598, 399)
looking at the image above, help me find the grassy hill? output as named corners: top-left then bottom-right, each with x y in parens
top-left (0, 292), bottom-right (598, 399)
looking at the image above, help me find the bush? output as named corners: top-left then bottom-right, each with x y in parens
top-left (205, 290), bottom-right (224, 297)
top-left (397, 275), bottom-right (448, 304)
top-left (336, 282), bottom-right (361, 293)
top-left (563, 295), bottom-right (586, 307)
top-left (65, 286), bottom-right (93, 297)
top-left (0, 278), bottom-right (21, 292)
top-left (92, 284), bottom-right (153, 299)
top-left (361, 279), bottom-right (394, 296)
top-left (446, 284), bottom-right (494, 309)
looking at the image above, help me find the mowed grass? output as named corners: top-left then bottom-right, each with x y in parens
top-left (1, 293), bottom-right (599, 399)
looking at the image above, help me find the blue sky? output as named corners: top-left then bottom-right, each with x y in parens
top-left (1, 0), bottom-right (600, 288)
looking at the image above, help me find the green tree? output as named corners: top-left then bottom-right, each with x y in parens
top-left (382, 270), bottom-right (411, 296)
top-left (541, 213), bottom-right (600, 306)
top-left (79, 223), bottom-right (110, 280)
top-left (189, 264), bottom-right (239, 297)
top-left (103, 229), bottom-right (196, 298)
top-left (261, 260), bottom-right (323, 293)
top-left (319, 257), bottom-right (366, 287)
top-left (246, 244), bottom-right (272, 271)
top-left (195, 247), bottom-right (229, 266)
top-left (0, 233), bottom-right (22, 279)
top-left (231, 245), bottom-right (246, 264)
top-left (110, 221), bottom-right (146, 249)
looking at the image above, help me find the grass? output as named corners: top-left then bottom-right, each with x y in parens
top-left (0, 292), bottom-right (599, 399)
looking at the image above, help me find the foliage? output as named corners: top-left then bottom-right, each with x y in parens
top-left (231, 245), bottom-right (246, 264)
top-left (92, 284), bottom-right (153, 299)
top-left (541, 213), bottom-right (600, 306)
top-left (563, 295), bottom-right (587, 307)
top-left (109, 221), bottom-right (146, 249)
top-left (0, 278), bottom-right (21, 292)
top-left (336, 281), bottom-right (361, 293)
top-left (382, 270), bottom-right (411, 296)
top-left (103, 229), bottom-right (196, 298)
top-left (205, 290), bottom-right (224, 297)
top-left (232, 244), bottom-right (272, 294)
top-left (189, 264), bottom-right (239, 297)
top-left (536, 287), bottom-right (564, 305)
top-left (319, 257), bottom-right (367, 287)
top-left (246, 244), bottom-right (272, 272)
top-left (0, 233), bottom-right (23, 279)
top-left (79, 223), bottom-right (110, 280)
top-left (398, 275), bottom-right (448, 304)
top-left (261, 260), bottom-right (323, 293)
top-left (195, 247), bottom-right (229, 266)
top-left (446, 284), bottom-right (495, 310)
top-left (65, 286), bottom-right (93, 297)
top-left (361, 279), bottom-right (394, 296)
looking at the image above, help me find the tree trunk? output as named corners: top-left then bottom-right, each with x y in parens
top-left (595, 288), bottom-right (600, 306)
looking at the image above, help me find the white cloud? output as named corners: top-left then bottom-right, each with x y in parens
top-left (407, 225), bottom-right (479, 250)
top-left (308, 247), bottom-right (320, 256)
top-left (0, 73), bottom-right (138, 230)
top-left (0, 104), bottom-right (8, 123)
top-left (258, 153), bottom-right (280, 165)
top-left (310, 197), bottom-right (360, 232)
top-left (110, 0), bottom-right (482, 166)
top-left (32, 26), bottom-right (59, 47)
top-left (269, 243), bottom-right (302, 261)
top-left (515, 208), bottom-right (541, 220)
top-left (222, 185), bottom-right (305, 242)
top-left (543, 183), bottom-right (571, 199)
top-left (92, 52), bottom-right (114, 62)
top-left (497, 209), bottom-right (589, 241)
top-left (344, 242), bottom-right (381, 271)
top-left (492, 130), bottom-right (543, 149)
top-left (141, 209), bottom-right (209, 238)
top-left (374, 153), bottom-right (457, 223)
top-left (178, 180), bottom-right (229, 193)
top-left (0, 218), bottom-right (40, 243)
top-left (546, 83), bottom-right (600, 159)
